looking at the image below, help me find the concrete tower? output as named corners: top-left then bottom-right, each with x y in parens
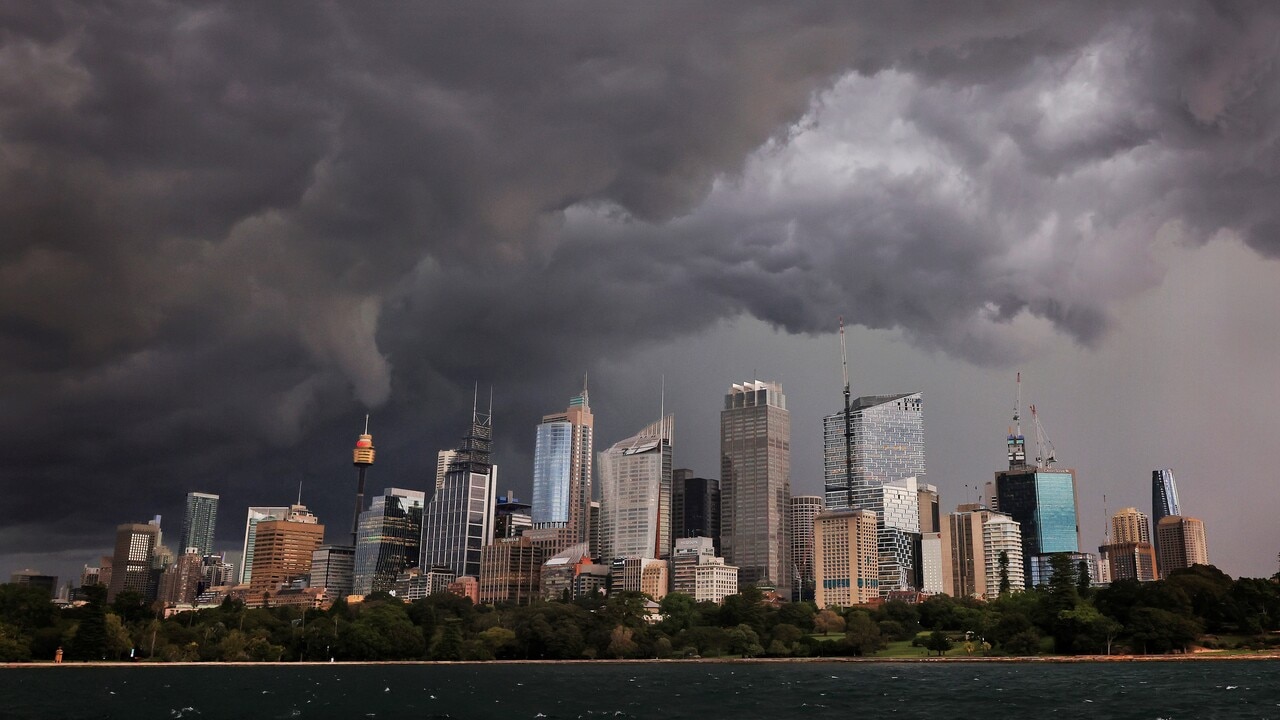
top-left (351, 416), bottom-right (376, 547)
top-left (181, 492), bottom-right (219, 557)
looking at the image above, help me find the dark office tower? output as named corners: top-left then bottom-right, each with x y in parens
top-left (107, 522), bottom-right (160, 602)
top-left (351, 417), bottom-right (377, 547)
top-left (181, 492), bottom-right (219, 556)
top-left (986, 466), bottom-right (1081, 586)
top-left (353, 488), bottom-right (425, 596)
top-left (671, 469), bottom-right (721, 552)
top-left (720, 380), bottom-right (791, 596)
top-left (420, 398), bottom-right (497, 578)
top-left (531, 387), bottom-right (594, 549)
top-left (1151, 468), bottom-right (1181, 567)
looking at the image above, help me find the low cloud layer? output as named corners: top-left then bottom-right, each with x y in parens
top-left (2, 2), bottom-right (1279, 572)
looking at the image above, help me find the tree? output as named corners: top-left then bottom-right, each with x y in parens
top-left (606, 625), bottom-right (637, 658)
top-left (844, 613), bottom-right (883, 656)
top-left (814, 609), bottom-right (845, 636)
top-left (68, 585), bottom-right (109, 661)
top-left (1076, 559), bottom-right (1092, 598)
top-left (726, 624), bottom-right (763, 658)
top-left (658, 593), bottom-right (699, 634)
top-left (431, 618), bottom-right (464, 660)
top-left (1002, 628), bottom-right (1041, 656)
top-left (924, 630), bottom-right (953, 656)
top-left (998, 551), bottom-right (1012, 597)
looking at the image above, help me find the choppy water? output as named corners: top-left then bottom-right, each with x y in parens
top-left (3, 660), bottom-right (1279, 720)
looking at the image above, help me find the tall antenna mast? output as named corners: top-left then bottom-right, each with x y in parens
top-left (840, 317), bottom-right (853, 509)
top-left (1103, 493), bottom-right (1110, 543)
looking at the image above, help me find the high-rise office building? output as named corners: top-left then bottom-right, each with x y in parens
top-left (1151, 468), bottom-right (1182, 568)
top-left (107, 522), bottom-right (160, 602)
top-left (310, 545), bottom-right (355, 600)
top-left (531, 388), bottom-right (594, 550)
top-left (670, 537), bottom-right (738, 604)
top-left (789, 495), bottom-right (823, 602)
top-left (813, 509), bottom-right (879, 608)
top-left (420, 403), bottom-right (498, 578)
top-left (353, 488), bottom-right (425, 596)
top-left (823, 393), bottom-right (925, 510)
top-left (239, 506), bottom-right (290, 585)
top-left (10, 570), bottom-right (58, 596)
top-left (1155, 516), bottom-right (1209, 575)
top-left (435, 450), bottom-right (458, 491)
top-left (672, 469), bottom-right (721, 552)
top-left (822, 393), bottom-right (925, 594)
top-left (986, 464), bottom-right (1080, 585)
top-left (1098, 541), bottom-right (1158, 582)
top-left (478, 536), bottom-right (544, 605)
top-left (599, 415), bottom-right (673, 561)
top-left (720, 380), bottom-right (791, 595)
top-left (946, 504), bottom-right (1024, 599)
top-left (181, 492), bottom-right (219, 557)
top-left (248, 504), bottom-right (324, 594)
top-left (157, 549), bottom-right (204, 605)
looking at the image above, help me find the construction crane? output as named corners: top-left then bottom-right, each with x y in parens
top-left (840, 317), bottom-right (853, 509)
top-left (1029, 403), bottom-right (1057, 467)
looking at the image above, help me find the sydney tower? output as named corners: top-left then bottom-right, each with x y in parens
top-left (351, 417), bottom-right (376, 546)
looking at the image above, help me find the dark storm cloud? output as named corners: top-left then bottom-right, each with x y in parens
top-left (2, 2), bottom-right (1279, 570)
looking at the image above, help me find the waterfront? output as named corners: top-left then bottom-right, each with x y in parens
top-left (3, 659), bottom-right (1279, 719)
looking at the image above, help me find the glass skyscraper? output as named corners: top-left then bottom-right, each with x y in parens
top-left (987, 468), bottom-right (1081, 584)
top-left (721, 381), bottom-right (791, 594)
top-left (420, 406), bottom-right (497, 578)
top-left (1151, 468), bottom-right (1181, 565)
top-left (531, 389), bottom-right (593, 548)
top-left (672, 469), bottom-right (721, 554)
top-left (598, 415), bottom-right (673, 561)
top-left (181, 491), bottom-right (219, 556)
top-left (822, 393), bottom-right (924, 594)
top-left (353, 488), bottom-right (425, 596)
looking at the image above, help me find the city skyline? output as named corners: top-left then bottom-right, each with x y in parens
top-left (3, 3), bottom-right (1280, 585)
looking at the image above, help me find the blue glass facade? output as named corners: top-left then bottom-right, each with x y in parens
top-left (532, 421), bottom-right (572, 526)
top-left (991, 468), bottom-right (1080, 584)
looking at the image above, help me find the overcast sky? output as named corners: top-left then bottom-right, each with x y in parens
top-left (3, 2), bottom-right (1278, 586)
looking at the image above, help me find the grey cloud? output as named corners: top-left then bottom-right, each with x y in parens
top-left (3, 2), bottom-right (1280, 576)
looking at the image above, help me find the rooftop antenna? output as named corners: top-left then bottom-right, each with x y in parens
top-left (660, 374), bottom-right (666, 438)
top-left (1013, 372), bottom-right (1022, 437)
top-left (296, 480), bottom-right (303, 506)
top-left (1103, 493), bottom-right (1110, 543)
top-left (840, 317), bottom-right (854, 509)
top-left (363, 413), bottom-right (369, 435)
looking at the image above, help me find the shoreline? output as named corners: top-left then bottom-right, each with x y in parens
top-left (6, 652), bottom-right (1279, 668)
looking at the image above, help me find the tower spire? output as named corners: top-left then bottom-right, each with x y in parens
top-left (351, 417), bottom-right (376, 546)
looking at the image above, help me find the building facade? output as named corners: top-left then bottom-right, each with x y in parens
top-left (1155, 516), bottom-right (1209, 575)
top-left (599, 416), bottom-right (673, 561)
top-left (181, 492), bottom-right (219, 557)
top-left (107, 522), bottom-right (160, 602)
top-left (420, 407), bottom-right (498, 578)
top-left (531, 389), bottom-right (594, 551)
top-left (1151, 469), bottom-right (1182, 573)
top-left (310, 545), bottom-right (355, 600)
top-left (478, 536), bottom-right (544, 605)
top-left (1099, 541), bottom-right (1159, 582)
top-left (986, 467), bottom-right (1080, 584)
top-left (240, 506), bottom-right (290, 585)
top-left (813, 509), bottom-right (879, 608)
top-left (247, 505), bottom-right (324, 594)
top-left (353, 487), bottom-right (425, 596)
top-left (672, 470), bottom-right (721, 553)
top-left (789, 495), bottom-right (823, 602)
top-left (720, 380), bottom-right (791, 596)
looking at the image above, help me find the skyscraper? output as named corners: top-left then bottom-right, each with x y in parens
top-left (1156, 516), bottom-right (1209, 575)
top-left (822, 393), bottom-right (925, 594)
top-left (310, 545), bottom-right (355, 600)
top-left (720, 380), bottom-right (791, 595)
top-left (181, 492), bottom-right (219, 556)
top-left (1151, 468), bottom-right (1181, 566)
top-left (822, 393), bottom-right (925, 510)
top-left (353, 487), bottom-right (425, 596)
top-left (239, 506), bottom-right (290, 585)
top-left (599, 415), bottom-right (673, 561)
top-left (107, 522), bottom-right (160, 602)
top-left (248, 504), bottom-right (324, 594)
top-left (420, 402), bottom-right (498, 578)
top-left (1111, 507), bottom-right (1151, 545)
top-left (672, 469), bottom-right (721, 551)
top-left (813, 509), bottom-right (879, 608)
top-left (985, 465), bottom-right (1081, 585)
top-left (531, 387), bottom-right (594, 549)
top-left (789, 495), bottom-right (823, 602)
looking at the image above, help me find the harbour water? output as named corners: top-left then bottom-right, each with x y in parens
top-left (3, 659), bottom-right (1278, 719)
